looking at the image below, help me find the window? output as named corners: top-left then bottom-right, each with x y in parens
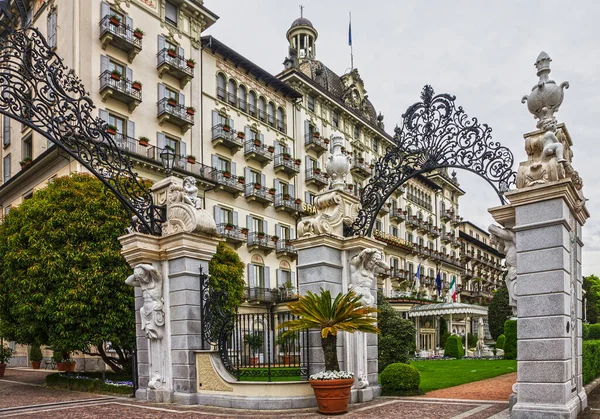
top-left (250, 169), bottom-right (261, 186)
top-left (23, 190), bottom-right (33, 200)
top-left (3, 154), bottom-right (10, 182)
top-left (216, 156), bottom-right (230, 173)
top-left (277, 181), bottom-right (289, 196)
top-left (354, 125), bottom-right (359, 139)
top-left (278, 269), bottom-right (292, 287)
top-left (238, 85), bottom-right (247, 111)
top-left (47, 8), bottom-right (57, 50)
top-left (227, 79), bottom-right (237, 105)
top-left (267, 102), bottom-right (275, 127)
top-left (257, 97), bottom-right (266, 122)
top-left (405, 232), bottom-right (413, 243)
top-left (476, 233), bottom-right (480, 241)
top-left (165, 135), bottom-right (180, 155)
top-left (251, 216), bottom-right (264, 234)
top-left (165, 1), bottom-right (178, 27)
top-left (280, 225), bottom-right (291, 241)
top-left (165, 86), bottom-right (178, 103)
top-left (332, 110), bottom-right (339, 127)
top-left (3, 115), bottom-right (10, 147)
top-left (108, 113), bottom-right (126, 137)
top-left (375, 220), bottom-right (382, 231)
top-left (253, 264), bottom-right (265, 288)
top-left (307, 95), bottom-right (315, 112)
top-left (248, 91), bottom-right (257, 117)
top-left (216, 73), bottom-right (226, 100)
top-left (22, 134), bottom-right (32, 160)
top-left (372, 137), bottom-right (379, 153)
top-left (219, 207), bottom-right (233, 224)
top-left (307, 192), bottom-right (315, 205)
top-left (276, 107), bottom-right (285, 132)
top-left (3, 205), bottom-right (10, 215)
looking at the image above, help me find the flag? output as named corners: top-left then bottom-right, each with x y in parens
top-left (435, 271), bottom-right (442, 297)
top-left (414, 263), bottom-right (421, 291)
top-left (348, 14), bottom-right (352, 46)
top-left (449, 276), bottom-right (457, 302)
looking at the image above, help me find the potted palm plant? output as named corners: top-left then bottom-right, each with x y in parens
top-left (0, 345), bottom-right (13, 377)
top-left (278, 289), bottom-right (379, 414)
top-left (276, 330), bottom-right (298, 364)
top-left (243, 333), bottom-right (263, 366)
top-left (29, 345), bottom-right (43, 369)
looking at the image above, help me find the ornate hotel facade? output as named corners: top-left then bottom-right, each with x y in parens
top-left (0, 0), bottom-right (504, 364)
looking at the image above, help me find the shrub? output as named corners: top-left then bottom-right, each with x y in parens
top-left (439, 331), bottom-right (450, 349)
top-left (488, 284), bottom-right (513, 340)
top-left (380, 363), bottom-right (423, 396)
top-left (29, 345), bottom-right (43, 362)
top-left (583, 324), bottom-right (590, 340)
top-left (583, 340), bottom-right (600, 384)
top-left (46, 373), bottom-right (133, 395)
top-left (377, 291), bottom-right (415, 372)
top-left (467, 333), bottom-right (478, 349)
top-left (444, 335), bottom-right (464, 359)
top-left (587, 324), bottom-right (600, 340)
top-left (496, 334), bottom-right (506, 350)
top-left (503, 320), bottom-right (517, 360)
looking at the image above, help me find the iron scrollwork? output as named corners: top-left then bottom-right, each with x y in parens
top-left (0, 3), bottom-right (163, 235)
top-left (352, 85), bottom-right (517, 237)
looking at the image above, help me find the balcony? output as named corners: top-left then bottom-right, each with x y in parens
top-left (417, 221), bottom-right (429, 234)
top-left (440, 211), bottom-right (452, 222)
top-left (450, 214), bottom-right (462, 227)
top-left (157, 48), bottom-right (194, 88)
top-left (244, 287), bottom-right (278, 303)
top-left (304, 133), bottom-right (328, 156)
top-left (245, 183), bottom-right (274, 206)
top-left (157, 99), bottom-right (194, 134)
top-left (276, 240), bottom-right (297, 259)
top-left (211, 124), bottom-right (243, 153)
top-left (244, 140), bottom-right (274, 167)
top-left (441, 233), bottom-right (453, 244)
top-left (211, 170), bottom-right (244, 196)
top-left (99, 71), bottom-right (142, 112)
top-left (274, 194), bottom-right (301, 215)
top-left (379, 204), bottom-right (391, 215)
top-left (274, 154), bottom-right (300, 177)
top-left (216, 223), bottom-right (247, 245)
top-left (247, 232), bottom-right (276, 254)
top-left (350, 158), bottom-right (372, 180)
top-left (99, 16), bottom-right (141, 62)
top-left (390, 210), bottom-right (406, 223)
top-left (305, 168), bottom-right (328, 189)
top-left (428, 226), bottom-right (441, 238)
top-left (406, 217), bottom-right (420, 230)
top-left (276, 119), bottom-right (287, 134)
top-left (390, 269), bottom-right (409, 281)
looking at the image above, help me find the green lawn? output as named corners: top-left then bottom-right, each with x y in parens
top-left (410, 359), bottom-right (517, 393)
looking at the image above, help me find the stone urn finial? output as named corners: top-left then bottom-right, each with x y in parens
top-left (521, 51), bottom-right (569, 129)
top-left (325, 130), bottom-right (350, 190)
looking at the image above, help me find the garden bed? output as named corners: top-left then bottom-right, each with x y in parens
top-left (45, 372), bottom-right (134, 396)
top-left (237, 366), bottom-right (303, 382)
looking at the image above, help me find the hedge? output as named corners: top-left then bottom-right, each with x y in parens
top-left (444, 334), bottom-right (464, 359)
top-left (46, 373), bottom-right (133, 395)
top-left (583, 340), bottom-right (600, 384)
top-left (496, 334), bottom-right (506, 350)
top-left (380, 363), bottom-right (423, 396)
top-left (503, 320), bottom-right (517, 360)
top-left (587, 324), bottom-right (600, 340)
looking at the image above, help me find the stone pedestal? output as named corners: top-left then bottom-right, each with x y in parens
top-left (490, 179), bottom-right (589, 419)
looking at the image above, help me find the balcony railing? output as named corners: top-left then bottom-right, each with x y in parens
top-left (244, 183), bottom-right (274, 206)
top-left (211, 170), bottom-right (244, 196)
top-left (428, 226), bottom-right (441, 238)
top-left (350, 158), bottom-right (372, 179)
top-left (214, 89), bottom-right (287, 134)
top-left (244, 287), bottom-right (278, 303)
top-left (247, 232), bottom-right (276, 253)
top-left (406, 193), bottom-right (432, 211)
top-left (304, 133), bottom-right (328, 156)
top-left (274, 194), bottom-right (301, 214)
top-left (305, 168), bottom-right (328, 188)
top-left (99, 15), bottom-right (141, 61)
top-left (157, 48), bottom-right (194, 88)
top-left (157, 98), bottom-right (194, 133)
top-left (211, 124), bottom-right (243, 152)
top-left (99, 71), bottom-right (142, 111)
top-left (274, 154), bottom-right (300, 176)
top-left (406, 217), bottom-right (420, 230)
top-left (244, 140), bottom-right (274, 166)
top-left (390, 210), bottom-right (406, 223)
top-left (390, 269), bottom-right (409, 281)
top-left (216, 223), bottom-right (247, 244)
top-left (276, 240), bottom-right (298, 258)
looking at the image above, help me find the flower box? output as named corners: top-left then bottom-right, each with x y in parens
top-left (110, 72), bottom-right (121, 81)
top-left (294, 159), bottom-right (301, 165)
top-left (132, 81), bottom-right (142, 91)
top-left (237, 132), bottom-right (245, 139)
top-left (138, 137), bottom-right (149, 147)
top-left (323, 138), bottom-right (330, 144)
top-left (283, 153), bottom-right (291, 160)
top-left (237, 176), bottom-right (245, 184)
top-left (167, 48), bottom-right (178, 58)
top-left (295, 199), bottom-right (302, 205)
top-left (186, 156), bottom-right (196, 164)
top-left (254, 183), bottom-right (262, 190)
top-left (241, 228), bottom-right (249, 235)
top-left (223, 125), bottom-right (231, 132)
top-left (186, 107), bottom-right (195, 116)
top-left (186, 59), bottom-right (196, 68)
top-left (109, 16), bottom-right (121, 26)
top-left (283, 194), bottom-right (291, 200)
top-left (268, 188), bottom-right (276, 195)
top-left (267, 146), bottom-right (275, 153)
top-left (222, 171), bottom-right (231, 179)
top-left (106, 125), bottom-right (117, 135)
top-left (167, 99), bottom-right (177, 107)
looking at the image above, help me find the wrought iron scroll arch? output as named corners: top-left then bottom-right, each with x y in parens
top-left (0, 22), bottom-right (163, 234)
top-left (352, 85), bottom-right (517, 237)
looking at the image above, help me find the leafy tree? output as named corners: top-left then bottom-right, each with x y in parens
top-left (503, 319), bottom-right (517, 360)
top-left (488, 284), bottom-right (512, 340)
top-left (377, 291), bottom-right (416, 372)
top-left (0, 174), bottom-right (134, 372)
top-left (584, 275), bottom-right (600, 324)
top-left (208, 242), bottom-right (245, 314)
top-left (444, 335), bottom-right (464, 358)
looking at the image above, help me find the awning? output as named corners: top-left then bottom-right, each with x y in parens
top-left (408, 302), bottom-right (488, 317)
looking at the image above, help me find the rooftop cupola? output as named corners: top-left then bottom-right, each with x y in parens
top-left (286, 11), bottom-right (318, 62)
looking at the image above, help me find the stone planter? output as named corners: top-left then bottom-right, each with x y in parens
top-left (62, 361), bottom-right (76, 372)
top-left (31, 361), bottom-right (41, 369)
top-left (310, 378), bottom-right (354, 414)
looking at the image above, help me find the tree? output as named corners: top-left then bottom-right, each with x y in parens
top-left (488, 284), bottom-right (512, 340)
top-left (584, 275), bottom-right (600, 324)
top-left (208, 242), bottom-right (245, 314)
top-left (0, 174), bottom-right (135, 372)
top-left (377, 291), bottom-right (416, 372)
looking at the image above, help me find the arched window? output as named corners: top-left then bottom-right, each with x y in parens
top-left (227, 79), bottom-right (237, 105)
top-left (407, 207), bottom-right (412, 217)
top-left (248, 91), bottom-right (257, 117)
top-left (238, 85), bottom-right (247, 111)
top-left (216, 73), bottom-right (226, 100)
top-left (257, 97), bottom-right (266, 122)
top-left (267, 102), bottom-right (275, 127)
top-left (276, 107), bottom-right (285, 132)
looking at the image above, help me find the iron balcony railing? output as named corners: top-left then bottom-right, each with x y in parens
top-left (157, 48), bottom-right (194, 78)
top-left (157, 98), bottom-right (194, 126)
top-left (274, 154), bottom-right (300, 175)
top-left (304, 133), bottom-right (328, 154)
top-left (276, 239), bottom-right (297, 256)
top-left (216, 223), bottom-right (247, 243)
top-left (247, 232), bottom-right (276, 249)
top-left (406, 193), bottom-right (432, 211)
top-left (390, 268), bottom-right (409, 281)
top-left (244, 183), bottom-right (274, 204)
top-left (211, 124), bottom-right (243, 149)
top-left (211, 170), bottom-right (244, 193)
top-left (274, 194), bottom-right (301, 212)
top-left (390, 210), bottom-right (406, 223)
top-left (99, 15), bottom-right (142, 53)
top-left (244, 140), bottom-right (274, 163)
top-left (99, 70), bottom-right (142, 101)
top-left (305, 168), bottom-right (328, 187)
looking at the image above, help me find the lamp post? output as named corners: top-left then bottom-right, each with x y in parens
top-left (160, 147), bottom-right (175, 176)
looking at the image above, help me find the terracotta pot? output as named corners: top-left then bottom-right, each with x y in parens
top-left (62, 361), bottom-right (76, 372)
top-left (0, 364), bottom-right (6, 377)
top-left (56, 362), bottom-right (65, 372)
top-left (110, 74), bottom-right (121, 81)
top-left (139, 140), bottom-right (149, 147)
top-left (31, 361), bottom-right (41, 370)
top-left (133, 32), bottom-right (143, 39)
top-left (132, 83), bottom-right (142, 91)
top-left (249, 357), bottom-right (259, 366)
top-left (167, 50), bottom-right (177, 58)
top-left (187, 157), bottom-right (195, 164)
top-left (109, 17), bottom-right (121, 26)
top-left (310, 378), bottom-right (354, 414)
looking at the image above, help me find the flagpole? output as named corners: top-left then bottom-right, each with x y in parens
top-left (349, 11), bottom-right (354, 70)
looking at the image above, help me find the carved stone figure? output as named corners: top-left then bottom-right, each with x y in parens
top-left (325, 131), bottom-right (350, 191)
top-left (489, 225), bottom-right (517, 315)
top-left (349, 249), bottom-right (390, 307)
top-left (541, 119), bottom-right (566, 163)
top-left (476, 318), bottom-right (486, 353)
top-left (182, 176), bottom-right (202, 209)
top-left (296, 191), bottom-right (359, 238)
top-left (125, 264), bottom-right (165, 340)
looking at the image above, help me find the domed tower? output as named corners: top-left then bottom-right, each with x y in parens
top-left (286, 15), bottom-right (318, 63)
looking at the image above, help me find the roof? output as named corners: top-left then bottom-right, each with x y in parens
top-left (290, 17), bottom-right (314, 29)
top-left (459, 230), bottom-right (505, 258)
top-left (408, 302), bottom-right (488, 317)
top-left (201, 36), bottom-right (302, 100)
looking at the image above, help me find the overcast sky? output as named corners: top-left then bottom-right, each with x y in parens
top-left (205, 1), bottom-right (600, 275)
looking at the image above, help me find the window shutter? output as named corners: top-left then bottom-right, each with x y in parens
top-left (305, 191), bottom-right (310, 204)
top-left (98, 109), bottom-right (109, 123)
top-left (290, 228), bottom-right (295, 239)
top-left (233, 210), bottom-right (239, 226)
top-left (178, 46), bottom-right (185, 58)
top-left (157, 132), bottom-right (166, 150)
top-left (2, 116), bottom-right (10, 146)
top-left (100, 55), bottom-right (109, 74)
top-left (179, 141), bottom-right (186, 157)
top-left (389, 226), bottom-right (393, 235)
top-left (260, 133), bottom-right (264, 143)
top-left (125, 16), bottom-right (133, 30)
top-left (274, 142), bottom-right (281, 155)
top-left (305, 156), bottom-right (310, 168)
top-left (101, 1), bottom-right (110, 18)
top-left (304, 120), bottom-right (309, 138)
top-left (264, 266), bottom-right (270, 287)
top-left (247, 264), bottom-right (255, 288)
top-left (212, 110), bottom-right (218, 127)
top-left (244, 167), bottom-right (251, 183)
top-left (231, 161), bottom-right (236, 176)
top-left (246, 215), bottom-right (253, 232)
top-left (211, 154), bottom-right (218, 168)
top-left (127, 120), bottom-right (135, 139)
top-left (263, 220), bottom-right (268, 235)
top-left (275, 223), bottom-right (281, 238)
top-left (274, 179), bottom-right (279, 191)
top-left (48, 12), bottom-right (57, 49)
top-left (245, 126), bottom-right (251, 139)
top-left (289, 184), bottom-right (294, 198)
top-left (276, 269), bottom-right (282, 287)
top-left (126, 67), bottom-right (133, 82)
top-left (291, 271), bottom-right (296, 287)
top-left (158, 35), bottom-right (165, 52)
top-left (261, 173), bottom-right (266, 187)
top-left (213, 205), bottom-right (221, 225)
top-left (179, 92), bottom-right (185, 106)
top-left (229, 118), bottom-right (234, 129)
top-left (158, 83), bottom-right (166, 100)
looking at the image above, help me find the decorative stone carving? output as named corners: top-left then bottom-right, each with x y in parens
top-left (349, 248), bottom-right (390, 307)
top-left (125, 264), bottom-right (165, 340)
top-left (489, 225), bottom-right (517, 315)
top-left (297, 191), bottom-right (360, 238)
top-left (325, 131), bottom-right (350, 191)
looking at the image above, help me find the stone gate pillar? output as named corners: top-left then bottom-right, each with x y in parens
top-left (489, 52), bottom-right (589, 419)
top-left (119, 176), bottom-right (219, 404)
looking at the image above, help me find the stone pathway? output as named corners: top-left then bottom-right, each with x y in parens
top-left (421, 372), bottom-right (517, 401)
